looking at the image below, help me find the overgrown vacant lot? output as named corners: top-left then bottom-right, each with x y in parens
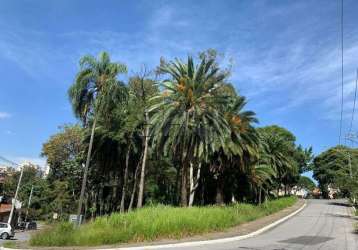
top-left (30, 197), bottom-right (297, 247)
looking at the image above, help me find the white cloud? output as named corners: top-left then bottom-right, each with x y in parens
top-left (0, 0), bottom-right (356, 126)
top-left (12, 156), bottom-right (46, 169)
top-left (227, 17), bottom-right (358, 123)
top-left (0, 112), bottom-right (11, 119)
top-left (148, 5), bottom-right (189, 30)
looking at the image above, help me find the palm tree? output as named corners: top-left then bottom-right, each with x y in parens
top-left (211, 95), bottom-right (260, 204)
top-left (258, 129), bottom-right (294, 196)
top-left (248, 164), bottom-right (276, 204)
top-left (68, 51), bottom-right (127, 223)
top-left (150, 56), bottom-right (230, 206)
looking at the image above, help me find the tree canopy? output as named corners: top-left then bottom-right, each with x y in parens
top-left (5, 50), bottom-right (318, 222)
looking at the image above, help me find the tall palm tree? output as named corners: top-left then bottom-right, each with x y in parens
top-left (150, 56), bottom-right (230, 206)
top-left (211, 95), bottom-right (260, 204)
top-left (68, 52), bottom-right (127, 223)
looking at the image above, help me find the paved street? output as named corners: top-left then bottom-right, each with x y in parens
top-left (0, 230), bottom-right (31, 246)
top-left (164, 199), bottom-right (358, 250)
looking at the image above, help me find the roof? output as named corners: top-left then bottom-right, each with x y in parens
top-left (0, 204), bottom-right (12, 214)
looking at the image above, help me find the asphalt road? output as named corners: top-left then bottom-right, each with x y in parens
top-left (0, 229), bottom-right (30, 246)
top-left (164, 199), bottom-right (358, 250)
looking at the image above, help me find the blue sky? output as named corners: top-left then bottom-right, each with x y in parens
top-left (0, 0), bottom-right (358, 181)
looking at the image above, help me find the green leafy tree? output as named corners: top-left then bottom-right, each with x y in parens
top-left (68, 51), bottom-right (127, 220)
top-left (120, 74), bottom-right (159, 210)
top-left (42, 124), bottom-right (84, 194)
top-left (312, 146), bottom-right (358, 201)
top-left (297, 176), bottom-right (316, 191)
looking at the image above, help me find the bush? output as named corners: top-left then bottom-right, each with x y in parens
top-left (30, 196), bottom-right (297, 247)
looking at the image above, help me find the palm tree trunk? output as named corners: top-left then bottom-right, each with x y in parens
top-left (99, 186), bottom-right (103, 216)
top-left (76, 116), bottom-right (97, 225)
top-left (112, 174), bottom-right (119, 212)
top-left (258, 186), bottom-right (262, 205)
top-left (137, 111), bottom-right (149, 208)
top-left (189, 162), bottom-right (201, 207)
top-left (189, 163), bottom-right (195, 206)
top-left (129, 153), bottom-right (143, 211)
top-left (120, 143), bottom-right (131, 212)
top-left (174, 164), bottom-right (180, 205)
top-left (265, 189), bottom-right (268, 203)
top-left (180, 163), bottom-right (188, 206)
top-left (215, 176), bottom-right (225, 205)
top-left (91, 190), bottom-right (96, 220)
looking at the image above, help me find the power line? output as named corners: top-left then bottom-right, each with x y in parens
top-left (339, 0), bottom-right (344, 145)
top-left (0, 155), bottom-right (19, 167)
top-left (348, 69), bottom-right (358, 134)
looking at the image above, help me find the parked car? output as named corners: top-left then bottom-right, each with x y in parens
top-left (26, 221), bottom-right (37, 230)
top-left (15, 221), bottom-right (37, 230)
top-left (15, 221), bottom-right (26, 230)
top-left (0, 222), bottom-right (15, 240)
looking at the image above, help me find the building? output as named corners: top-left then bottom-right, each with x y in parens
top-left (327, 184), bottom-right (339, 199)
top-left (0, 197), bottom-right (22, 224)
top-left (291, 186), bottom-right (309, 198)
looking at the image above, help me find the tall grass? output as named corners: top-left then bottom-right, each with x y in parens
top-left (30, 196), bottom-right (297, 247)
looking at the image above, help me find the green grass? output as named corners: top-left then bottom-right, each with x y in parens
top-left (30, 196), bottom-right (297, 247)
top-left (3, 241), bottom-right (17, 248)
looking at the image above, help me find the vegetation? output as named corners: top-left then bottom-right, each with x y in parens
top-left (2, 163), bottom-right (50, 219)
top-left (30, 196), bottom-right (297, 246)
top-left (3, 50), bottom-right (313, 227)
top-left (3, 241), bottom-right (16, 248)
top-left (312, 145), bottom-right (358, 203)
top-left (296, 176), bottom-right (316, 192)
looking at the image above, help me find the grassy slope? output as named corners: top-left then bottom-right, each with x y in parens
top-left (30, 196), bottom-right (297, 247)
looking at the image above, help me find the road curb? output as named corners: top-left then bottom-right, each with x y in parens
top-left (102, 200), bottom-right (307, 250)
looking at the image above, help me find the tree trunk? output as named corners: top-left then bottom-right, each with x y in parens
top-left (99, 186), bottom-right (103, 216)
top-left (258, 186), bottom-right (262, 205)
top-left (265, 190), bottom-right (268, 203)
top-left (189, 163), bottom-right (194, 206)
top-left (189, 162), bottom-right (201, 207)
top-left (76, 116), bottom-right (97, 225)
top-left (180, 163), bottom-right (188, 206)
top-left (215, 177), bottom-right (225, 205)
top-left (129, 153), bottom-right (143, 211)
top-left (231, 194), bottom-right (236, 203)
top-left (111, 174), bottom-right (119, 212)
top-left (137, 111), bottom-right (150, 208)
top-left (91, 190), bottom-right (96, 220)
top-left (174, 163), bottom-right (181, 205)
top-left (120, 143), bottom-right (131, 212)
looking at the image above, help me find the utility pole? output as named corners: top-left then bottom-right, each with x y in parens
top-left (345, 132), bottom-right (357, 179)
top-left (24, 185), bottom-right (34, 223)
top-left (8, 165), bottom-right (24, 225)
top-left (345, 132), bottom-right (357, 204)
top-left (347, 152), bottom-right (353, 178)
